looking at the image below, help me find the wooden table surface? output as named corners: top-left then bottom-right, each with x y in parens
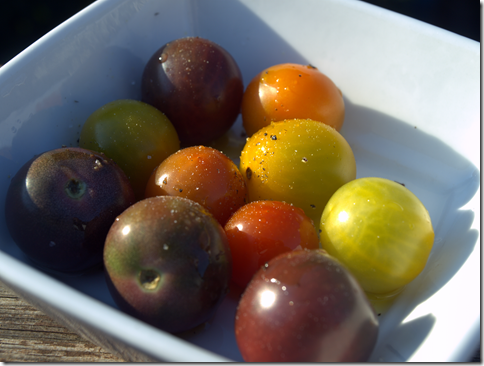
top-left (0, 283), bottom-right (124, 362)
top-left (0, 281), bottom-right (479, 362)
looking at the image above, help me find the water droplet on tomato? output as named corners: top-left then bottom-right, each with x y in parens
top-left (159, 52), bottom-right (168, 63)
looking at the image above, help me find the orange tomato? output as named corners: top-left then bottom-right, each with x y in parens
top-left (145, 146), bottom-right (247, 226)
top-left (241, 63), bottom-right (345, 136)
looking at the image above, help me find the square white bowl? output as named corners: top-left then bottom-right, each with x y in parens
top-left (0, 0), bottom-right (479, 362)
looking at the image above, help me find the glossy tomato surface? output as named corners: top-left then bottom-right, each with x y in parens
top-left (235, 249), bottom-right (379, 362)
top-left (5, 147), bottom-right (135, 274)
top-left (141, 37), bottom-right (244, 146)
top-left (145, 146), bottom-right (247, 226)
top-left (320, 177), bottom-right (435, 295)
top-left (241, 63), bottom-right (345, 136)
top-left (79, 99), bottom-right (180, 201)
top-left (104, 196), bottom-right (232, 334)
top-left (240, 119), bottom-right (356, 225)
top-left (224, 200), bottom-right (320, 289)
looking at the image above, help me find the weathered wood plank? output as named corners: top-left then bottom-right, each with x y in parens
top-left (0, 284), bottom-right (124, 362)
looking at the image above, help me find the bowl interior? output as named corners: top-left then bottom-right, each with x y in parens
top-left (0, 0), bottom-right (480, 362)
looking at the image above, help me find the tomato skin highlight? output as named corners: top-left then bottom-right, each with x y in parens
top-left (235, 249), bottom-right (379, 362)
top-left (79, 99), bottom-right (180, 201)
top-left (224, 200), bottom-right (320, 289)
top-left (145, 145), bottom-right (247, 226)
top-left (320, 177), bottom-right (435, 295)
top-left (241, 63), bottom-right (345, 136)
top-left (240, 119), bottom-right (356, 225)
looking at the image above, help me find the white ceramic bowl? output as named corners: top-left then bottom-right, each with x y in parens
top-left (0, 0), bottom-right (480, 362)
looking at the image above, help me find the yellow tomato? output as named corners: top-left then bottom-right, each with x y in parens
top-left (240, 119), bottom-right (356, 225)
top-left (320, 177), bottom-right (435, 295)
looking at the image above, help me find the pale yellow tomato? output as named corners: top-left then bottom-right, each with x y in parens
top-left (320, 177), bottom-right (435, 295)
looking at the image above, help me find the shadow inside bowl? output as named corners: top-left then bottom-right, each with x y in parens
top-left (342, 97), bottom-right (479, 361)
top-left (371, 313), bottom-right (437, 362)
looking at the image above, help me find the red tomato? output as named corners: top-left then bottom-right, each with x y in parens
top-left (224, 200), bottom-right (320, 289)
top-left (145, 145), bottom-right (247, 226)
top-left (241, 63), bottom-right (345, 136)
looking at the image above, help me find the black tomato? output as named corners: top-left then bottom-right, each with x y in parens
top-left (235, 249), bottom-right (379, 362)
top-left (4, 147), bottom-right (135, 274)
top-left (141, 37), bottom-right (243, 146)
top-left (103, 196), bottom-right (232, 334)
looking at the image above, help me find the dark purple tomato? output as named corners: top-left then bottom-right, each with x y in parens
top-left (103, 196), bottom-right (232, 334)
top-left (4, 147), bottom-right (135, 274)
top-left (141, 37), bottom-right (243, 146)
top-left (235, 249), bottom-right (379, 362)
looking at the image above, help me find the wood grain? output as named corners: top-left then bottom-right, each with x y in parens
top-left (0, 283), bottom-right (124, 362)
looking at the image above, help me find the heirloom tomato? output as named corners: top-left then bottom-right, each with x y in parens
top-left (79, 99), bottom-right (180, 201)
top-left (240, 119), bottom-right (356, 225)
top-left (241, 63), bottom-right (345, 136)
top-left (5, 147), bottom-right (135, 274)
top-left (141, 37), bottom-right (243, 145)
top-left (319, 177), bottom-right (435, 296)
top-left (224, 200), bottom-right (320, 289)
top-left (104, 196), bottom-right (232, 334)
top-left (235, 249), bottom-right (379, 362)
top-left (145, 146), bottom-right (247, 226)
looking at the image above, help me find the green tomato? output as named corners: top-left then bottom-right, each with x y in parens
top-left (79, 99), bottom-right (180, 200)
top-left (239, 119), bottom-right (356, 225)
top-left (319, 177), bottom-right (434, 296)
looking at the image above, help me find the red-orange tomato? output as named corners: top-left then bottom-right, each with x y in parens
top-left (241, 63), bottom-right (345, 136)
top-left (145, 146), bottom-right (247, 226)
top-left (224, 200), bottom-right (320, 289)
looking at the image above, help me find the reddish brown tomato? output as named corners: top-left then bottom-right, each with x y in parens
top-left (241, 63), bottom-right (345, 136)
top-left (224, 200), bottom-right (320, 289)
top-left (103, 196), bottom-right (232, 334)
top-left (145, 146), bottom-right (247, 226)
top-left (235, 249), bottom-right (379, 362)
